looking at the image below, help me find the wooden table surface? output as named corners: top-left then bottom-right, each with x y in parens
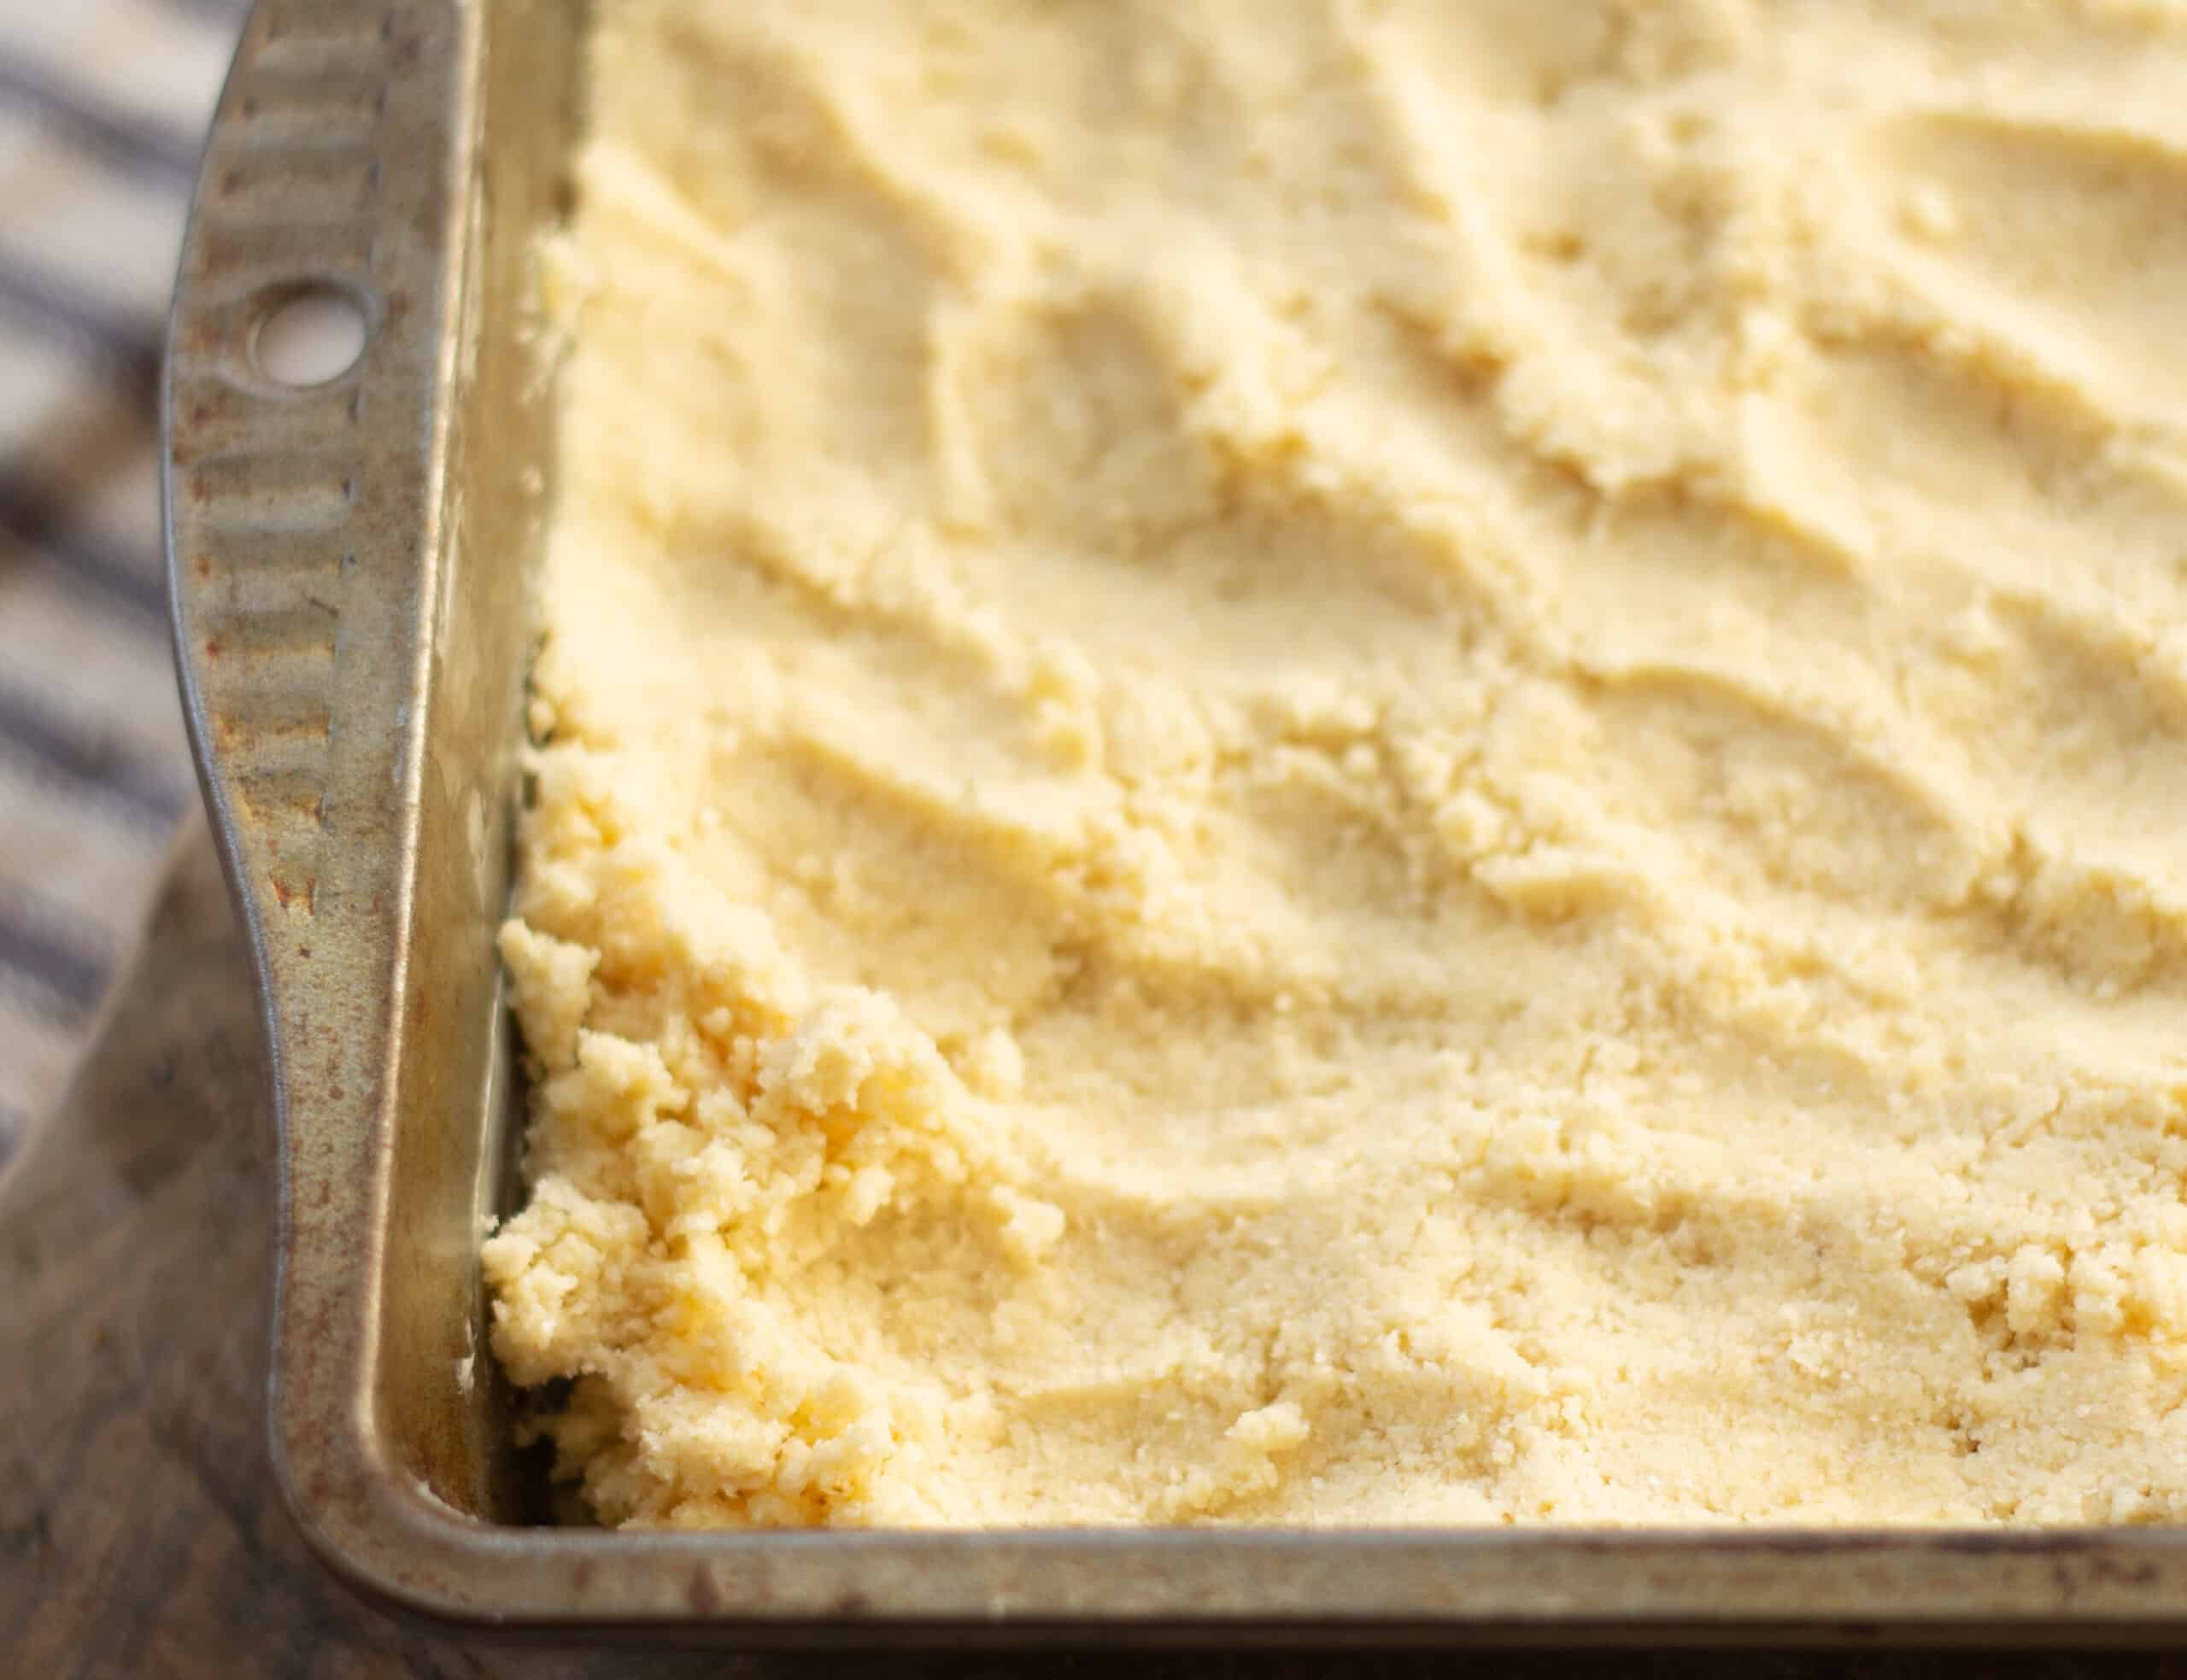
top-left (3, 820), bottom-right (2182, 1678)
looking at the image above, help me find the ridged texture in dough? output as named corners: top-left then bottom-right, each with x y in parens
top-left (487, 0), bottom-right (2187, 1526)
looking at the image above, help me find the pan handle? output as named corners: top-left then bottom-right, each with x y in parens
top-left (162, 0), bottom-right (478, 1535)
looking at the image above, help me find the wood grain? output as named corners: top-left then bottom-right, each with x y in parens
top-left (0, 819), bottom-right (2172, 1678)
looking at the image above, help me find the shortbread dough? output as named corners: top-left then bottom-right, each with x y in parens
top-left (486, 0), bottom-right (2187, 1526)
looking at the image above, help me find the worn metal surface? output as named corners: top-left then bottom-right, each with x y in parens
top-left (167, 0), bottom-right (2187, 1642)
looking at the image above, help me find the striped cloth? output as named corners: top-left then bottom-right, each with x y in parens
top-left (0, 0), bottom-right (247, 1161)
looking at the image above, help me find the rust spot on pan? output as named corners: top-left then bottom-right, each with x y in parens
top-left (687, 1565), bottom-right (720, 1614)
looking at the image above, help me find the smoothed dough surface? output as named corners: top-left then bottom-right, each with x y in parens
top-left (487, 0), bottom-right (2187, 1526)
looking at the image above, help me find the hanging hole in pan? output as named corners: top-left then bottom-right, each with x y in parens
top-left (251, 282), bottom-right (371, 387)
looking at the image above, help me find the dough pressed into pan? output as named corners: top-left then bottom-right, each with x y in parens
top-left (488, 0), bottom-right (2187, 1526)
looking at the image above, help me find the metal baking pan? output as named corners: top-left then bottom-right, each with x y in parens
top-left (165, 0), bottom-right (2187, 1644)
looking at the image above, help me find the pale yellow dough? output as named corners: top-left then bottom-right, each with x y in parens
top-left (486, 0), bottom-right (2187, 1527)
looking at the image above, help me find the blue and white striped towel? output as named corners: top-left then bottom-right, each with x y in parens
top-left (0, 0), bottom-right (248, 1160)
